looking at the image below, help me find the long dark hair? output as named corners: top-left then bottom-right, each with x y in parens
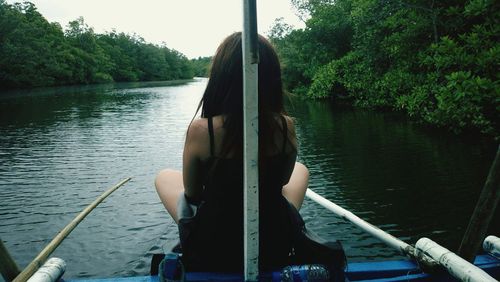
top-left (194, 32), bottom-right (287, 158)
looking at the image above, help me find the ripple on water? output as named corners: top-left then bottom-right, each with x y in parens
top-left (1, 78), bottom-right (498, 279)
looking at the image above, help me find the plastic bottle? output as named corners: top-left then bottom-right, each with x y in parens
top-left (280, 264), bottom-right (330, 281)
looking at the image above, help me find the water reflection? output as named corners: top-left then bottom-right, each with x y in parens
top-left (289, 100), bottom-right (498, 260)
top-left (0, 79), bottom-right (497, 279)
top-left (0, 79), bottom-right (204, 279)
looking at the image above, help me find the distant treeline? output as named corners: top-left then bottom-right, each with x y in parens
top-left (190, 57), bottom-right (211, 77)
top-left (270, 0), bottom-right (499, 139)
top-left (0, 1), bottom-right (211, 89)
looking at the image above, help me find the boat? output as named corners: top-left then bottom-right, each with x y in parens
top-left (3, 177), bottom-right (498, 282)
top-left (29, 250), bottom-right (500, 282)
top-left (11, 194), bottom-right (500, 282)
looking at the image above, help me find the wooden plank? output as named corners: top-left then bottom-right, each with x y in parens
top-left (0, 239), bottom-right (21, 282)
top-left (458, 145), bottom-right (500, 262)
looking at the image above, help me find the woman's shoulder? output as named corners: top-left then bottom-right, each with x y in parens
top-left (188, 116), bottom-right (224, 136)
top-left (277, 114), bottom-right (296, 137)
top-left (185, 118), bottom-right (211, 160)
top-left (283, 114), bottom-right (295, 128)
top-left (279, 114), bottom-right (297, 153)
top-left (186, 116), bottom-right (225, 146)
top-left (187, 118), bottom-right (207, 139)
top-left (186, 116), bottom-right (226, 160)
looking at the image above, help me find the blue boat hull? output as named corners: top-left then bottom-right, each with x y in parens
top-left (66, 254), bottom-right (500, 281)
top-left (346, 254), bottom-right (499, 281)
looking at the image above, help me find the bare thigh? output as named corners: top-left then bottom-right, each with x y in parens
top-left (155, 163), bottom-right (308, 221)
top-left (155, 169), bottom-right (184, 223)
top-left (282, 162), bottom-right (309, 210)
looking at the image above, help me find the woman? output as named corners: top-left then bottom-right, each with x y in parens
top-left (155, 32), bottom-right (309, 272)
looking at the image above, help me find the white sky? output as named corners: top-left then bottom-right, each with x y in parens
top-left (9, 0), bottom-right (304, 58)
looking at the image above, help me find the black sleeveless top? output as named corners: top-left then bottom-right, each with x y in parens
top-left (180, 116), bottom-right (298, 272)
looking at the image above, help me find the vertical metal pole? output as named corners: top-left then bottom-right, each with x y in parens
top-left (242, 0), bottom-right (259, 281)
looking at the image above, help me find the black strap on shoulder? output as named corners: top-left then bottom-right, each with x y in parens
top-left (207, 117), bottom-right (215, 157)
top-left (280, 115), bottom-right (288, 153)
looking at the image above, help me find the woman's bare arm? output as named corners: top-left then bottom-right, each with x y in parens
top-left (182, 119), bottom-right (208, 199)
top-left (281, 115), bottom-right (298, 186)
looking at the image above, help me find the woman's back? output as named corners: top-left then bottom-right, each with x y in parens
top-left (180, 115), bottom-right (298, 271)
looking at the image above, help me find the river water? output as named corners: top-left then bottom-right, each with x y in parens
top-left (0, 78), bottom-right (497, 279)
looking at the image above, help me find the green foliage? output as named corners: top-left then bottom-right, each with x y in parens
top-left (271, 0), bottom-right (500, 139)
top-left (0, 1), bottom-right (194, 89)
top-left (0, 1), bottom-right (71, 87)
top-left (307, 61), bottom-right (337, 99)
top-left (269, 1), bottom-right (352, 96)
top-left (434, 72), bottom-right (497, 134)
top-left (190, 57), bottom-right (212, 77)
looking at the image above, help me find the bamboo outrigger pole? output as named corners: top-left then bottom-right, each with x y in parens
top-left (242, 0), bottom-right (259, 281)
top-left (458, 145), bottom-right (500, 262)
top-left (12, 177), bottom-right (131, 282)
top-left (305, 189), bottom-right (438, 269)
top-left (306, 189), bottom-right (498, 281)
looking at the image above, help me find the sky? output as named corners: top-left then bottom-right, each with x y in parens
top-left (10, 0), bottom-right (305, 59)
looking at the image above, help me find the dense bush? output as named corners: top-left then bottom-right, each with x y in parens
top-left (190, 57), bottom-right (211, 77)
top-left (270, 0), bottom-right (499, 139)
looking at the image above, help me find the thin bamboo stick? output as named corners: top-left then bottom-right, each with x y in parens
top-left (0, 239), bottom-right (21, 281)
top-left (13, 177), bottom-right (131, 282)
top-left (458, 145), bottom-right (500, 262)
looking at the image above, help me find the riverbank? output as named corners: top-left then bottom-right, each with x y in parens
top-left (322, 100), bottom-right (500, 144)
top-left (270, 0), bottom-right (499, 141)
top-left (0, 79), bottom-right (195, 99)
top-left (0, 2), bottom-right (201, 89)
